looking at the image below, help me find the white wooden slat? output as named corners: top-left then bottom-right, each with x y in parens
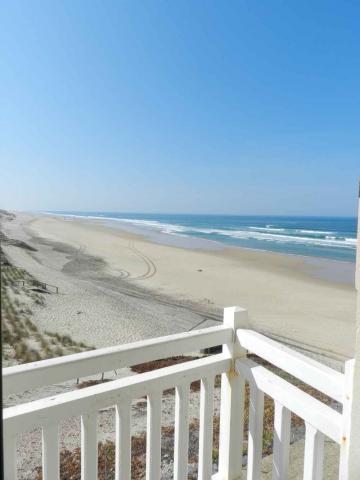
top-left (198, 376), bottom-right (215, 480)
top-left (174, 383), bottom-right (190, 480)
top-left (219, 370), bottom-right (246, 479)
top-left (146, 391), bottom-right (162, 480)
top-left (4, 434), bottom-right (17, 480)
top-left (272, 401), bottom-right (291, 480)
top-left (303, 423), bottom-right (324, 480)
top-left (218, 307), bottom-right (248, 480)
top-left (4, 325), bottom-right (232, 395)
top-left (4, 354), bottom-right (230, 436)
top-left (339, 358), bottom-right (354, 478)
top-left (81, 412), bottom-right (98, 480)
top-left (42, 424), bottom-right (59, 480)
top-left (236, 358), bottom-right (342, 443)
top-left (247, 384), bottom-right (264, 480)
top-left (115, 401), bottom-right (131, 480)
top-left (236, 329), bottom-right (344, 403)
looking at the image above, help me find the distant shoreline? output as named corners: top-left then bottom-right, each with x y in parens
top-left (41, 211), bottom-right (356, 286)
top-left (40, 211), bottom-right (357, 264)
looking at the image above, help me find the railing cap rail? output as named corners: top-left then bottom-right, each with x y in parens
top-left (236, 328), bottom-right (345, 402)
top-left (3, 324), bottom-right (233, 396)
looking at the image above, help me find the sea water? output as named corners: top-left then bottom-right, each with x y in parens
top-left (46, 212), bottom-right (357, 263)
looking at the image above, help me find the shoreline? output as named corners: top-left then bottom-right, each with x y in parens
top-left (2, 211), bottom-right (357, 363)
top-left (39, 210), bottom-right (357, 262)
top-left (38, 211), bottom-right (356, 286)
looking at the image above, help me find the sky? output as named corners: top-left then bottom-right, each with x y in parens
top-left (1, 1), bottom-right (359, 215)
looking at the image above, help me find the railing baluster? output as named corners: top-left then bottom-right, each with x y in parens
top-left (303, 423), bottom-right (324, 480)
top-left (4, 434), bottom-right (17, 480)
top-left (42, 424), bottom-right (59, 480)
top-left (146, 391), bottom-right (162, 480)
top-left (174, 383), bottom-right (190, 480)
top-left (115, 400), bottom-right (131, 480)
top-left (198, 376), bottom-right (215, 480)
top-left (81, 412), bottom-right (98, 480)
top-left (272, 401), bottom-right (291, 480)
top-left (247, 384), bottom-right (264, 480)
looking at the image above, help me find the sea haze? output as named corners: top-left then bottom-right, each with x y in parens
top-left (46, 212), bottom-right (357, 263)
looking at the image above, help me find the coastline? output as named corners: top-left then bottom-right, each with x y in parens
top-left (2, 211), bottom-right (357, 363)
top-left (41, 211), bottom-right (357, 262)
top-left (41, 211), bottom-right (357, 286)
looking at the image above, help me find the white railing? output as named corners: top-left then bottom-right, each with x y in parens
top-left (235, 331), bottom-right (347, 480)
top-left (2, 306), bottom-right (356, 480)
top-left (3, 324), bottom-right (233, 396)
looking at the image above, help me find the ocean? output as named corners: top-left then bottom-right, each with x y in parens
top-left (47, 212), bottom-right (358, 263)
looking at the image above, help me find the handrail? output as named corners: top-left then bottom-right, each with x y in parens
top-left (236, 358), bottom-right (342, 443)
top-left (236, 329), bottom-right (345, 402)
top-left (4, 353), bottom-right (231, 435)
top-left (3, 324), bottom-right (232, 396)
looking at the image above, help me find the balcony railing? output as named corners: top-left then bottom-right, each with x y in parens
top-left (2, 306), bottom-right (356, 480)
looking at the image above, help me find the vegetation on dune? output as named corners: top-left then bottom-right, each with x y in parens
top-left (1, 251), bottom-right (94, 366)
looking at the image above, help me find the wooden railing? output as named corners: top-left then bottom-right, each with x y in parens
top-left (235, 329), bottom-right (348, 480)
top-left (2, 307), bottom-right (356, 480)
top-left (14, 278), bottom-right (59, 294)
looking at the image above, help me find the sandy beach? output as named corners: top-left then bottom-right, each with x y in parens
top-left (2, 212), bottom-right (356, 365)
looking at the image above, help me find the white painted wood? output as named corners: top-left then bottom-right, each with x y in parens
top-left (198, 376), bottom-right (215, 480)
top-left (272, 401), bottom-right (291, 480)
top-left (42, 424), bottom-right (59, 480)
top-left (115, 400), bottom-right (131, 480)
top-left (303, 423), bottom-right (324, 480)
top-left (343, 188), bottom-right (360, 479)
top-left (174, 383), bottom-right (190, 480)
top-left (146, 391), bottom-right (162, 480)
top-left (219, 307), bottom-right (248, 480)
top-left (3, 325), bottom-right (232, 395)
top-left (3, 297), bottom-right (355, 480)
top-left (81, 412), bottom-right (98, 480)
top-left (4, 353), bottom-right (230, 435)
top-left (247, 384), bottom-right (264, 480)
top-left (237, 329), bottom-right (344, 402)
top-left (339, 359), bottom-right (354, 478)
top-left (236, 358), bottom-right (342, 443)
top-left (4, 434), bottom-right (17, 480)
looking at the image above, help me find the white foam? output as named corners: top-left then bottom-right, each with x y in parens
top-left (44, 212), bottom-right (356, 251)
top-left (249, 226), bottom-right (333, 235)
top-left (183, 227), bottom-right (356, 249)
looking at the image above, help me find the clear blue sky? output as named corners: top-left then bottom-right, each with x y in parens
top-left (1, 1), bottom-right (359, 215)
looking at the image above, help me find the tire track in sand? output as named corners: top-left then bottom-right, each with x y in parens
top-left (128, 241), bottom-right (157, 280)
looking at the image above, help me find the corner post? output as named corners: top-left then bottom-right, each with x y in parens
top-left (341, 181), bottom-right (360, 479)
top-left (218, 306), bottom-right (248, 480)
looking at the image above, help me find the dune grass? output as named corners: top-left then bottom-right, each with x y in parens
top-left (1, 258), bottom-right (93, 366)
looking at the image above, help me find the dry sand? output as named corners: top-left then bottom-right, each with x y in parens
top-left (2, 212), bottom-right (356, 364)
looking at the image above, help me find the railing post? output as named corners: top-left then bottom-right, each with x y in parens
top-left (341, 183), bottom-right (360, 479)
top-left (218, 306), bottom-right (248, 480)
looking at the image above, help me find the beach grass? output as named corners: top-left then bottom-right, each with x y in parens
top-left (1, 254), bottom-right (94, 366)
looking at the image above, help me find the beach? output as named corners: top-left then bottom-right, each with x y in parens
top-left (2, 212), bottom-right (357, 364)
